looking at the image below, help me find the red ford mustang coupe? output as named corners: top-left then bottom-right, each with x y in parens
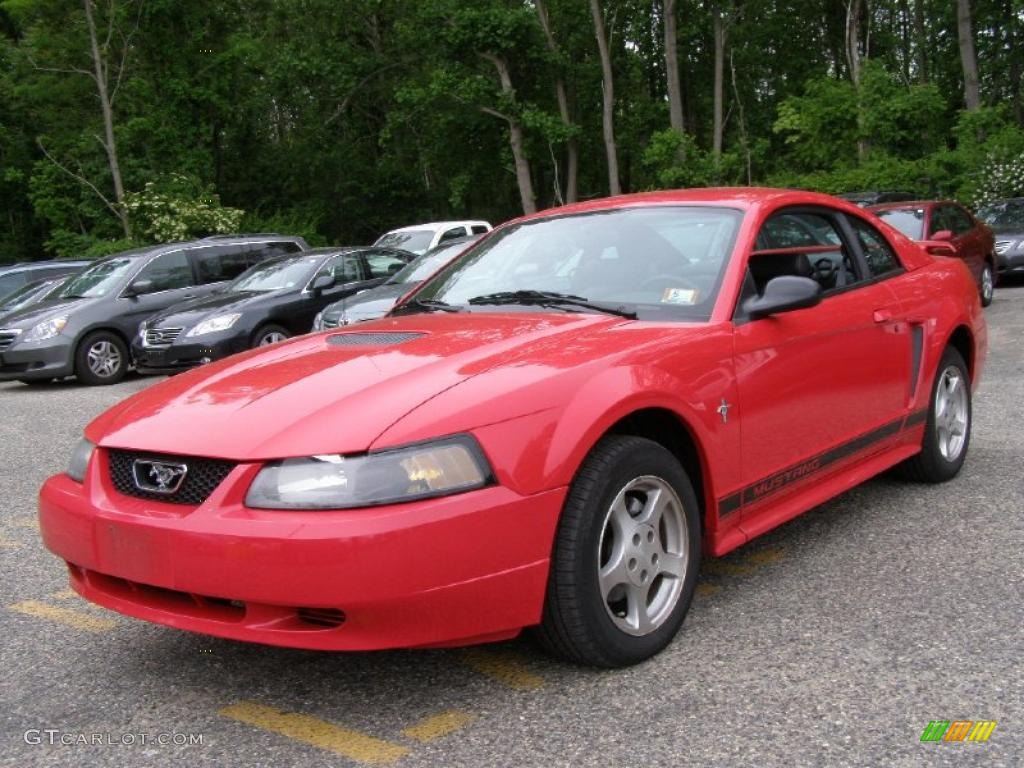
top-left (39, 189), bottom-right (986, 667)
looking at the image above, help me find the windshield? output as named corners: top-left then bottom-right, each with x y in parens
top-left (389, 243), bottom-right (466, 285)
top-left (0, 279), bottom-right (61, 311)
top-left (874, 208), bottom-right (925, 239)
top-left (60, 258), bottom-right (136, 298)
top-left (411, 206), bottom-right (742, 321)
top-left (977, 200), bottom-right (1024, 233)
top-left (375, 230), bottom-right (434, 254)
top-left (229, 255), bottom-right (321, 292)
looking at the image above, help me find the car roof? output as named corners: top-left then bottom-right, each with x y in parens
top-left (868, 200), bottom-right (961, 212)
top-left (384, 220), bottom-right (491, 234)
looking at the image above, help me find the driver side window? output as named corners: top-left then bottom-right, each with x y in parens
top-left (747, 212), bottom-right (860, 297)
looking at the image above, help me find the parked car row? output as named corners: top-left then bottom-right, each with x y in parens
top-left (0, 220), bottom-right (490, 387)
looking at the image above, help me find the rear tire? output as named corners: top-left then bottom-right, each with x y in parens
top-left (896, 347), bottom-right (971, 483)
top-left (74, 331), bottom-right (128, 386)
top-left (252, 324), bottom-right (290, 348)
top-left (980, 262), bottom-right (994, 307)
top-left (535, 435), bottom-right (701, 667)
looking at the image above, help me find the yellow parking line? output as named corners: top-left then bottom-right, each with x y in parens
top-left (461, 649), bottom-right (544, 691)
top-left (696, 583), bottom-right (721, 597)
top-left (50, 588), bottom-right (79, 600)
top-left (12, 516), bottom-right (39, 529)
top-left (703, 560), bottom-right (753, 576)
top-left (401, 710), bottom-right (475, 743)
top-left (0, 535), bottom-right (22, 549)
top-left (746, 547), bottom-right (785, 566)
top-left (9, 600), bottom-right (116, 632)
top-left (219, 702), bottom-right (409, 764)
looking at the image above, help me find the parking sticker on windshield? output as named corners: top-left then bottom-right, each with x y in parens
top-left (661, 287), bottom-right (698, 305)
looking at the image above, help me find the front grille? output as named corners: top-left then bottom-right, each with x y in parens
top-left (144, 327), bottom-right (184, 347)
top-left (994, 240), bottom-right (1011, 255)
top-left (108, 449), bottom-right (236, 505)
top-left (326, 331), bottom-right (423, 346)
top-left (0, 330), bottom-right (22, 351)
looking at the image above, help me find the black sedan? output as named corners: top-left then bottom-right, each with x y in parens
top-left (133, 246), bottom-right (413, 373)
top-left (312, 236), bottom-right (479, 330)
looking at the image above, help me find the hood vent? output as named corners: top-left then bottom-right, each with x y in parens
top-left (326, 331), bottom-right (424, 347)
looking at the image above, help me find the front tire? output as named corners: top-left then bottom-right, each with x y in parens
top-left (74, 331), bottom-right (128, 386)
top-left (980, 262), bottom-right (994, 307)
top-left (897, 347), bottom-right (971, 482)
top-left (252, 324), bottom-right (290, 348)
top-left (536, 435), bottom-right (701, 667)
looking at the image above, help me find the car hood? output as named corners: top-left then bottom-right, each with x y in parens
top-left (88, 312), bottom-right (646, 460)
top-left (0, 296), bottom-right (97, 330)
top-left (325, 282), bottom-right (414, 320)
top-left (147, 290), bottom-right (282, 329)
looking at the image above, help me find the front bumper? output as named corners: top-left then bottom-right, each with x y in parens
top-left (132, 335), bottom-right (247, 374)
top-left (38, 450), bottom-right (565, 650)
top-left (0, 337), bottom-right (74, 381)
top-left (995, 241), bottom-right (1024, 272)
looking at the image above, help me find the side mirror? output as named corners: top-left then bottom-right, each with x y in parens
top-left (931, 229), bottom-right (953, 242)
top-left (311, 274), bottom-right (334, 294)
top-left (125, 278), bottom-right (156, 297)
top-left (743, 276), bottom-right (822, 320)
top-left (923, 241), bottom-right (957, 256)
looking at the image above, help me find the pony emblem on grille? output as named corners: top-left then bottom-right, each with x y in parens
top-left (132, 459), bottom-right (188, 494)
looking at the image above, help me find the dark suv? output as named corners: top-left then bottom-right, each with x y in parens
top-left (0, 235), bottom-right (308, 385)
top-left (0, 260), bottom-right (90, 301)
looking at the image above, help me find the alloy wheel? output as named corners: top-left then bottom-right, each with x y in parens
top-left (597, 475), bottom-right (688, 636)
top-left (86, 340), bottom-right (122, 379)
top-left (934, 365), bottom-right (968, 462)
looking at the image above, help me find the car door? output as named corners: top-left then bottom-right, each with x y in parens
top-left (114, 250), bottom-right (200, 337)
top-left (732, 208), bottom-right (911, 525)
top-left (285, 253), bottom-right (371, 332)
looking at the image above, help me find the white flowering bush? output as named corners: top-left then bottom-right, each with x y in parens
top-left (972, 153), bottom-right (1024, 205)
top-left (124, 174), bottom-right (244, 243)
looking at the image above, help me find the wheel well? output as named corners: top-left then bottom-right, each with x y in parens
top-left (947, 325), bottom-right (974, 380)
top-left (607, 408), bottom-right (709, 529)
top-left (79, 327), bottom-right (130, 351)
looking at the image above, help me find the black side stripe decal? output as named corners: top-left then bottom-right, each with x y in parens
top-left (717, 408), bottom-right (928, 516)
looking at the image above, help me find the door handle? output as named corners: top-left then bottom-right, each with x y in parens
top-left (873, 309), bottom-right (893, 323)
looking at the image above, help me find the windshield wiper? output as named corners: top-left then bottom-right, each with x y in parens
top-left (467, 290), bottom-right (637, 319)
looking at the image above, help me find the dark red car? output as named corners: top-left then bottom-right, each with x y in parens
top-left (869, 200), bottom-right (997, 306)
top-left (39, 189), bottom-right (986, 667)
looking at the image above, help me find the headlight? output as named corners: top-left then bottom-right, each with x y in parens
top-left (22, 315), bottom-right (68, 343)
top-left (186, 313), bottom-right (241, 337)
top-left (312, 312), bottom-right (323, 331)
top-left (245, 435), bottom-right (493, 510)
top-left (67, 438), bottom-right (95, 482)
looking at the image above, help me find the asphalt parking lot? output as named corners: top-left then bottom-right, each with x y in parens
top-left (1, 281), bottom-right (1021, 768)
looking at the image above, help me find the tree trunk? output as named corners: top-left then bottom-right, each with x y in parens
top-left (956, 0), bottom-right (981, 110)
top-left (480, 54), bottom-right (537, 215)
top-left (913, 0), bottom-right (928, 83)
top-left (83, 0), bottom-right (130, 238)
top-left (846, 0), bottom-right (869, 163)
top-left (1008, 0), bottom-right (1023, 125)
top-left (664, 0), bottom-right (685, 134)
top-left (712, 5), bottom-right (726, 160)
top-left (589, 0), bottom-right (621, 196)
top-left (535, 0), bottom-right (578, 203)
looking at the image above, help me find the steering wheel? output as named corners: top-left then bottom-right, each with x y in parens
top-left (639, 274), bottom-right (700, 292)
top-left (812, 257), bottom-right (837, 282)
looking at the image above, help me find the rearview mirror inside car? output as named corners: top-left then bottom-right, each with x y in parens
top-left (743, 276), bottom-right (822, 320)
